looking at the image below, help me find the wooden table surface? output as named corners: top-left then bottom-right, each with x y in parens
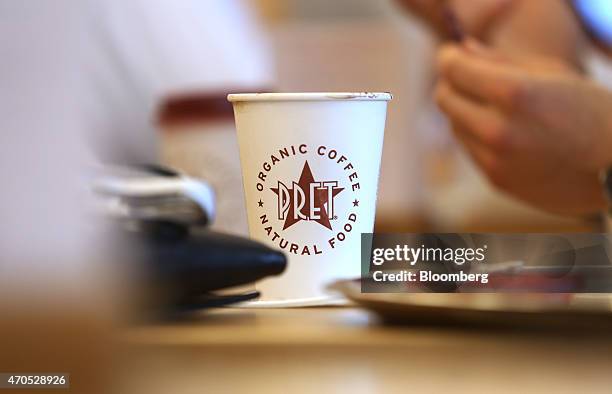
top-left (121, 306), bottom-right (612, 394)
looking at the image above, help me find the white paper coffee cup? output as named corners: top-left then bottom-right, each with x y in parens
top-left (228, 92), bottom-right (392, 301)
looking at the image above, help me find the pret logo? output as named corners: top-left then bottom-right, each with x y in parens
top-left (272, 161), bottom-right (343, 230)
top-left (254, 143), bottom-right (361, 256)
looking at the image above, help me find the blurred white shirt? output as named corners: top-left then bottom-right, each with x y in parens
top-left (83, 0), bottom-right (273, 164)
top-left (0, 0), bottom-right (272, 295)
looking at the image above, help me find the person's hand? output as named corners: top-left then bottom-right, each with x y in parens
top-left (435, 40), bottom-right (612, 215)
top-left (395, 0), bottom-right (514, 40)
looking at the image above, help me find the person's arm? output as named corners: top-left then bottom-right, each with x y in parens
top-left (396, 0), bottom-right (586, 69)
top-left (395, 0), bottom-right (513, 39)
top-left (489, 0), bottom-right (586, 70)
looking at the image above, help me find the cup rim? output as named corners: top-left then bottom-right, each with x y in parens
top-left (227, 92), bottom-right (392, 102)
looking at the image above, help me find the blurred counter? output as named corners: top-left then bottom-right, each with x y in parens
top-left (120, 307), bottom-right (612, 393)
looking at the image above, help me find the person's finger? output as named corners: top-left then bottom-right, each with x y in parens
top-left (448, 120), bottom-right (502, 183)
top-left (438, 44), bottom-right (529, 110)
top-left (462, 38), bottom-right (512, 63)
top-left (435, 80), bottom-right (513, 152)
top-left (448, 119), bottom-right (489, 163)
top-left (463, 37), bottom-right (577, 76)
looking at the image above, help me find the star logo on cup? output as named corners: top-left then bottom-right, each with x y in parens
top-left (271, 161), bottom-right (343, 230)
